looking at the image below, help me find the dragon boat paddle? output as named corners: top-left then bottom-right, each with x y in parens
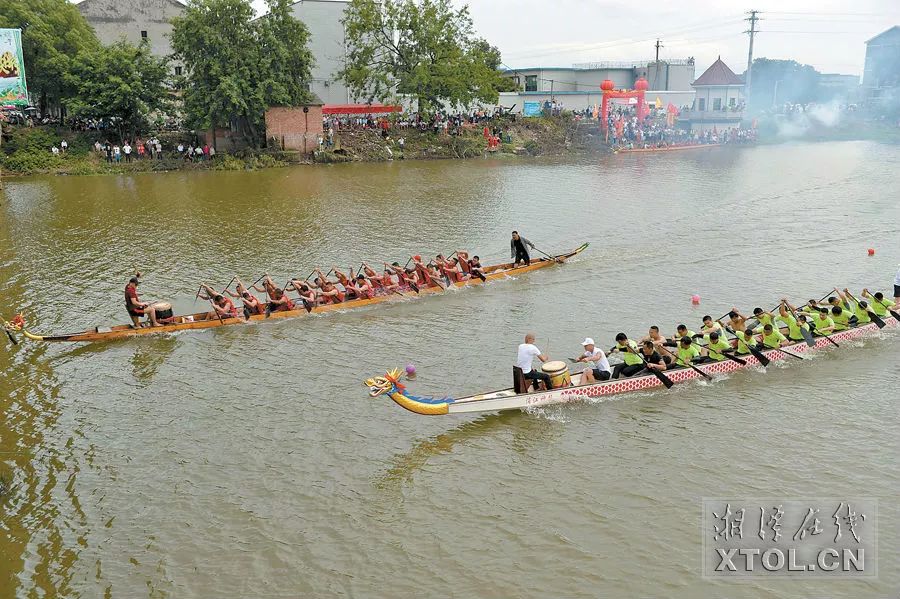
top-left (657, 344), bottom-right (713, 381)
top-left (760, 342), bottom-right (805, 361)
top-left (533, 246), bottom-right (562, 264)
top-left (2, 318), bottom-right (19, 345)
top-left (843, 290), bottom-right (886, 329)
top-left (699, 340), bottom-right (747, 366)
top-left (724, 327), bottom-right (771, 367)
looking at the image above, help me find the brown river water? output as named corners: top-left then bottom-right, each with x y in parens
top-left (1, 141), bottom-right (899, 597)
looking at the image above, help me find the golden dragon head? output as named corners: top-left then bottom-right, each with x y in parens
top-left (365, 368), bottom-right (406, 397)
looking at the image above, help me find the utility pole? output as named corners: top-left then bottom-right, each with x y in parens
top-left (654, 39), bottom-right (664, 89)
top-left (744, 10), bottom-right (761, 102)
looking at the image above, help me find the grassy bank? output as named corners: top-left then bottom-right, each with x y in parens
top-left (2, 116), bottom-right (602, 176)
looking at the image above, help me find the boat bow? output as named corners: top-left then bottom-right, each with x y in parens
top-left (365, 369), bottom-right (454, 416)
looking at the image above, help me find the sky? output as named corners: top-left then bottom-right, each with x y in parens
top-left (247, 0), bottom-right (898, 76)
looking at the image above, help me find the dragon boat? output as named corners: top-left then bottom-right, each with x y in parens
top-left (4, 243), bottom-right (588, 343)
top-left (365, 315), bottom-right (897, 416)
top-left (614, 143), bottom-right (723, 154)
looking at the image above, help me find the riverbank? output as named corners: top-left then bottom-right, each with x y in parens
top-left (0, 116), bottom-right (602, 177)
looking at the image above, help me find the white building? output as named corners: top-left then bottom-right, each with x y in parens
top-left (76, 0), bottom-right (185, 74)
top-left (287, 0), bottom-right (351, 105)
top-left (681, 57), bottom-right (745, 133)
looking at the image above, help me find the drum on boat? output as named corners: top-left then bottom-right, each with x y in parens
top-left (541, 361), bottom-right (571, 389)
top-left (152, 302), bottom-right (173, 320)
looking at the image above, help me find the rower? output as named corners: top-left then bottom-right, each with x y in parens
top-left (313, 269), bottom-right (345, 303)
top-left (760, 323), bottom-right (790, 348)
top-left (225, 278), bottom-right (262, 317)
top-left (199, 284), bottom-right (238, 319)
top-left (703, 331), bottom-right (733, 362)
top-left (838, 288), bottom-right (871, 325)
top-left (750, 307), bottom-right (776, 333)
top-left (456, 251), bottom-right (473, 275)
top-left (515, 333), bottom-right (551, 390)
top-left (732, 328), bottom-right (759, 356)
top-left (609, 333), bottom-right (644, 378)
top-left (726, 308), bottom-right (748, 332)
top-left (251, 275), bottom-right (279, 303)
top-left (379, 269), bottom-right (400, 293)
top-left (332, 267), bottom-right (355, 298)
top-left (811, 308), bottom-right (836, 336)
top-left (288, 279), bottom-right (318, 307)
top-left (699, 315), bottom-right (726, 337)
top-left (666, 324), bottom-right (696, 346)
top-left (576, 337), bottom-right (612, 383)
top-left (467, 255), bottom-right (486, 280)
top-left (862, 288), bottom-right (895, 317)
top-left (829, 305), bottom-right (851, 331)
top-left (361, 263), bottom-right (385, 292)
top-left (640, 325), bottom-right (668, 349)
top-left (267, 287), bottom-right (294, 313)
top-left (674, 336), bottom-right (712, 367)
top-left (385, 262), bottom-right (418, 291)
top-left (412, 255), bottom-right (435, 287)
top-left (638, 340), bottom-right (667, 374)
top-left (828, 289), bottom-right (858, 326)
top-left (348, 274), bottom-right (375, 299)
top-left (124, 276), bottom-right (160, 327)
top-left (777, 300), bottom-right (812, 342)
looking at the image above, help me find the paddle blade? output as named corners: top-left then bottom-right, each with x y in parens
top-left (654, 370), bottom-right (674, 389)
top-left (890, 308), bottom-right (900, 321)
top-left (868, 311), bottom-right (886, 329)
top-left (800, 327), bottom-right (816, 347)
top-left (475, 271), bottom-right (487, 282)
top-left (409, 282), bottom-right (420, 294)
top-left (5, 329), bottom-right (19, 345)
top-left (749, 346), bottom-right (770, 367)
top-left (302, 300), bottom-right (312, 314)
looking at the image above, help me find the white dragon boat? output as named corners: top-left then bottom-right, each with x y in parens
top-left (365, 316), bottom-right (897, 416)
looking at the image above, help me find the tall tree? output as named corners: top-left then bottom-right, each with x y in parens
top-left (171, 0), bottom-right (314, 146)
top-left (0, 0), bottom-right (99, 114)
top-left (746, 58), bottom-right (822, 109)
top-left (340, 0), bottom-right (509, 112)
top-left (68, 41), bottom-right (169, 141)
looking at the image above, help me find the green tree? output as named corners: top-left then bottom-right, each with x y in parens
top-left (747, 58), bottom-right (822, 109)
top-left (171, 0), bottom-right (314, 146)
top-left (340, 0), bottom-right (509, 112)
top-left (67, 41), bottom-right (169, 141)
top-left (0, 0), bottom-right (99, 114)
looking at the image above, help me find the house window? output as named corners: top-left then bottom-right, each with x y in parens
top-left (698, 98), bottom-right (706, 111)
top-left (713, 98), bottom-right (722, 111)
top-left (141, 30), bottom-right (148, 39)
top-left (525, 75), bottom-right (537, 92)
top-left (729, 97), bottom-right (736, 107)
top-left (174, 66), bottom-right (182, 76)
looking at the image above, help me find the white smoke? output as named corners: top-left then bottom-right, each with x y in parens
top-left (775, 100), bottom-right (844, 138)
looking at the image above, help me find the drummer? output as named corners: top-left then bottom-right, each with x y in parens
top-left (125, 276), bottom-right (161, 327)
top-left (577, 337), bottom-right (612, 383)
top-left (516, 333), bottom-right (551, 391)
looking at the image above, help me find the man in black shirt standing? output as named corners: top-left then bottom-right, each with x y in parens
top-left (510, 231), bottom-right (536, 266)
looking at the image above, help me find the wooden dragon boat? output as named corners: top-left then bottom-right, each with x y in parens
top-left (7, 243), bottom-right (589, 343)
top-left (615, 143), bottom-right (722, 154)
top-left (365, 315), bottom-right (897, 416)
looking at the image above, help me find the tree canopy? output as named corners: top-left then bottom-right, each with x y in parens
top-left (747, 58), bottom-right (822, 109)
top-left (68, 41), bottom-right (170, 141)
top-left (171, 0), bottom-right (314, 145)
top-left (0, 0), bottom-right (99, 112)
top-left (340, 0), bottom-right (511, 112)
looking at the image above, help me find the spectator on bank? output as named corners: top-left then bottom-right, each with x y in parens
top-left (60, 139), bottom-right (68, 153)
top-left (203, 144), bottom-right (210, 160)
top-left (51, 145), bottom-right (60, 156)
top-left (104, 141), bottom-right (113, 163)
top-left (123, 142), bottom-right (132, 163)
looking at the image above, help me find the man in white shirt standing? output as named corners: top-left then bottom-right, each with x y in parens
top-left (894, 263), bottom-right (900, 305)
top-left (576, 338), bottom-right (612, 383)
top-left (516, 333), bottom-right (550, 391)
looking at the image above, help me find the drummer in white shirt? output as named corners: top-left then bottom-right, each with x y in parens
top-left (516, 333), bottom-right (551, 391)
top-left (576, 337), bottom-right (612, 383)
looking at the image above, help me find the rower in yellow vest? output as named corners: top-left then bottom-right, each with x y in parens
top-left (777, 301), bottom-right (813, 342)
top-left (837, 288), bottom-right (871, 325)
top-left (675, 336), bottom-right (712, 367)
top-left (732, 329), bottom-right (759, 355)
top-left (609, 333), bottom-right (645, 378)
top-left (811, 309), bottom-right (836, 336)
top-left (700, 315), bottom-right (727, 338)
top-left (751, 307), bottom-right (777, 333)
top-left (760, 324), bottom-right (790, 348)
top-left (862, 288), bottom-right (895, 317)
top-left (829, 305), bottom-right (851, 331)
top-left (703, 331), bottom-right (733, 362)
top-left (667, 324), bottom-right (697, 346)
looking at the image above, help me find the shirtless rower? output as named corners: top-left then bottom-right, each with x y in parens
top-left (199, 284), bottom-right (239, 319)
top-left (124, 276), bottom-right (160, 327)
top-left (725, 308), bottom-right (748, 332)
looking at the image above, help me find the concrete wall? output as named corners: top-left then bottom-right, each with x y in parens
top-left (289, 0), bottom-right (351, 105)
top-left (265, 105), bottom-right (324, 153)
top-left (77, 0), bottom-right (184, 66)
top-left (691, 85), bottom-right (744, 112)
top-left (644, 62), bottom-right (695, 92)
top-left (504, 64), bottom-right (695, 95)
